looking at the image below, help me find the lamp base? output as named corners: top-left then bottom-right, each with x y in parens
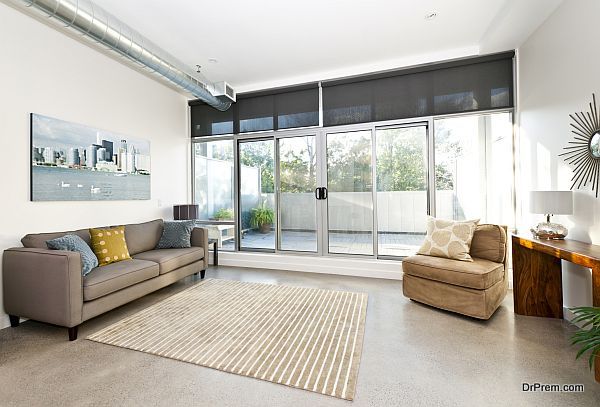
top-left (530, 222), bottom-right (568, 240)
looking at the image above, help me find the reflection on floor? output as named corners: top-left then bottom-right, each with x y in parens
top-left (224, 230), bottom-right (425, 256)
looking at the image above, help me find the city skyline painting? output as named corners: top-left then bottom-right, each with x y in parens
top-left (30, 113), bottom-right (151, 201)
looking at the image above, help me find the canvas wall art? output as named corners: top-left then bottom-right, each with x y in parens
top-left (31, 113), bottom-right (151, 201)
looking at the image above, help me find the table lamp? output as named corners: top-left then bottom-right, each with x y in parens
top-left (529, 191), bottom-right (573, 239)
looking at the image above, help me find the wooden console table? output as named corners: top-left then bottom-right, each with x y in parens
top-left (512, 235), bottom-right (600, 382)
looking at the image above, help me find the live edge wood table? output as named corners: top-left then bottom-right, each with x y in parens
top-left (512, 235), bottom-right (600, 382)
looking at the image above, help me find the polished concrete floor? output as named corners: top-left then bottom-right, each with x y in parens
top-left (0, 266), bottom-right (598, 406)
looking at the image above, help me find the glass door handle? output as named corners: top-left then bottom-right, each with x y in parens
top-left (314, 187), bottom-right (328, 200)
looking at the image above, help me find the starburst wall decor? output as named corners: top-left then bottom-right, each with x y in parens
top-left (559, 94), bottom-right (600, 198)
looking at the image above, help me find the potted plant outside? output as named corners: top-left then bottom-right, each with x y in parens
top-left (250, 203), bottom-right (274, 234)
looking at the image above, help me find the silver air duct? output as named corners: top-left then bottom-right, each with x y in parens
top-left (11, 0), bottom-right (233, 111)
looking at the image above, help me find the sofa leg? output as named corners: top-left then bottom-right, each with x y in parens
top-left (68, 326), bottom-right (78, 341)
top-left (9, 315), bottom-right (19, 327)
top-left (200, 270), bottom-right (205, 279)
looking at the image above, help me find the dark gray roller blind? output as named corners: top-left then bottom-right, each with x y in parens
top-left (276, 88), bottom-right (319, 129)
top-left (322, 53), bottom-right (514, 127)
top-left (190, 104), bottom-right (234, 137)
top-left (238, 94), bottom-right (275, 133)
top-left (190, 83), bottom-right (319, 136)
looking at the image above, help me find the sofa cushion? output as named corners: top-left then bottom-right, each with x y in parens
top-left (133, 247), bottom-right (204, 275)
top-left (156, 220), bottom-right (195, 249)
top-left (83, 259), bottom-right (159, 301)
top-left (470, 224), bottom-right (507, 264)
top-left (123, 219), bottom-right (164, 255)
top-left (46, 234), bottom-right (98, 276)
top-left (90, 226), bottom-right (131, 266)
top-left (22, 228), bottom-right (91, 249)
top-left (402, 254), bottom-right (504, 290)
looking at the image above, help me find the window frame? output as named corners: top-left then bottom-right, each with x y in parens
top-left (191, 107), bottom-right (515, 259)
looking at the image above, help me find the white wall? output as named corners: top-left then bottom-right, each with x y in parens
top-left (0, 3), bottom-right (190, 329)
top-left (517, 0), bottom-right (598, 314)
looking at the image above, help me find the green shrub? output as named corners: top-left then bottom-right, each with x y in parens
top-left (213, 208), bottom-right (234, 221)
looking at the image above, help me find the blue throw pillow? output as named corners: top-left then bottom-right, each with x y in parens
top-left (46, 234), bottom-right (98, 276)
top-left (156, 220), bottom-right (195, 249)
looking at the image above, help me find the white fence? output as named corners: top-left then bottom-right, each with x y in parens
top-left (265, 190), bottom-right (459, 233)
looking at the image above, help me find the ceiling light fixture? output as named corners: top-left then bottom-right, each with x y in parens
top-left (425, 12), bottom-right (437, 20)
top-left (208, 58), bottom-right (218, 64)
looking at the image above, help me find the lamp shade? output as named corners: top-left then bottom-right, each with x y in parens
top-left (529, 191), bottom-right (573, 215)
top-left (173, 204), bottom-right (199, 220)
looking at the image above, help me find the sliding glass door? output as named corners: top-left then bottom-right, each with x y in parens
top-left (376, 125), bottom-right (429, 257)
top-left (325, 130), bottom-right (374, 255)
top-left (234, 125), bottom-right (428, 257)
top-left (238, 139), bottom-right (275, 250)
top-left (277, 135), bottom-right (318, 252)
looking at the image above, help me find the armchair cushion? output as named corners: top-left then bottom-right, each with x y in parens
top-left (470, 224), bottom-right (507, 264)
top-left (402, 254), bottom-right (504, 290)
top-left (417, 216), bottom-right (479, 262)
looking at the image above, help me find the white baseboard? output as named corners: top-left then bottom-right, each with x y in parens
top-left (211, 251), bottom-right (404, 280)
top-left (0, 314), bottom-right (10, 330)
top-left (564, 306), bottom-right (585, 327)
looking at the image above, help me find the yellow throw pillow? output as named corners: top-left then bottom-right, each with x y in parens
top-left (417, 216), bottom-right (479, 262)
top-left (89, 226), bottom-right (131, 266)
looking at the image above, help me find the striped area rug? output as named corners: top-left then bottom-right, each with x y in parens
top-left (87, 279), bottom-right (368, 400)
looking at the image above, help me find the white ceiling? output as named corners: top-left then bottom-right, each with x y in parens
top-left (92, 0), bottom-right (563, 93)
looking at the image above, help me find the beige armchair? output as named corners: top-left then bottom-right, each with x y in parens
top-left (402, 224), bottom-right (508, 320)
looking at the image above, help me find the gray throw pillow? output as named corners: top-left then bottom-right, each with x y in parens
top-left (46, 234), bottom-right (98, 276)
top-left (156, 220), bottom-right (195, 249)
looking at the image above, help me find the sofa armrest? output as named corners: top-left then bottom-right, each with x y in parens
top-left (190, 227), bottom-right (209, 270)
top-left (2, 248), bottom-right (83, 327)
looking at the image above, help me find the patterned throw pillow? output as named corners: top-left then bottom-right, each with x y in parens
top-left (89, 226), bottom-right (131, 266)
top-left (156, 220), bottom-right (195, 249)
top-left (417, 216), bottom-right (479, 262)
top-left (46, 234), bottom-right (98, 276)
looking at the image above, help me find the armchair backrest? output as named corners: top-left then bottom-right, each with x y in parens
top-left (470, 224), bottom-right (508, 264)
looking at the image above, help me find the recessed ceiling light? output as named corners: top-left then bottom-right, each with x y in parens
top-left (425, 12), bottom-right (437, 20)
top-left (208, 58), bottom-right (218, 64)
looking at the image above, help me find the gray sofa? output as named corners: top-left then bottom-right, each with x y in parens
top-left (2, 219), bottom-right (208, 341)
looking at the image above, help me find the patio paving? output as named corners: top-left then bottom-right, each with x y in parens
top-left (223, 230), bottom-right (425, 257)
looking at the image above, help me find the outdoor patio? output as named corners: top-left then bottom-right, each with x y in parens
top-left (222, 230), bottom-right (425, 257)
